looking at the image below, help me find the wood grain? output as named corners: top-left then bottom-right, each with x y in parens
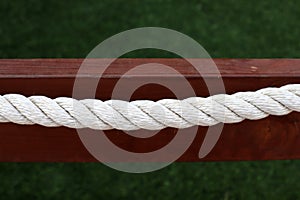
top-left (0, 58), bottom-right (300, 162)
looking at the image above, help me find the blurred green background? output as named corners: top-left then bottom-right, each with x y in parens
top-left (1, 0), bottom-right (300, 199)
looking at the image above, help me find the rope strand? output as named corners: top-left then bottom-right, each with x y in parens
top-left (1, 84), bottom-right (300, 130)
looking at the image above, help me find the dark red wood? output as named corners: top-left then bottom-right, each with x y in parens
top-left (0, 58), bottom-right (300, 162)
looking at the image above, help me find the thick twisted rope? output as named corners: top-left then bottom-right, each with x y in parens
top-left (1, 84), bottom-right (300, 131)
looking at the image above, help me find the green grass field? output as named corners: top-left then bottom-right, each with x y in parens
top-left (1, 0), bottom-right (300, 199)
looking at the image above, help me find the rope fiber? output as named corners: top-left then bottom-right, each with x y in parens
top-left (1, 84), bottom-right (300, 131)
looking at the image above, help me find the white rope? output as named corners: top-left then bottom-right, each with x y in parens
top-left (1, 84), bottom-right (300, 131)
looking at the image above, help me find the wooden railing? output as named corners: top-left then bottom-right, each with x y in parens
top-left (0, 58), bottom-right (300, 162)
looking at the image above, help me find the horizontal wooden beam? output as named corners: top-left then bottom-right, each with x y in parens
top-left (0, 58), bottom-right (300, 162)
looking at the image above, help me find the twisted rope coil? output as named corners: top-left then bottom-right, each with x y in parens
top-left (1, 84), bottom-right (300, 131)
